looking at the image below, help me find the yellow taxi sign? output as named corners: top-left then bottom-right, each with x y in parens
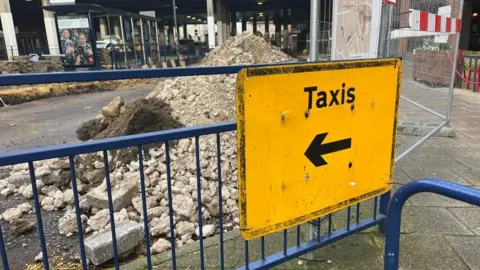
top-left (236, 58), bottom-right (401, 240)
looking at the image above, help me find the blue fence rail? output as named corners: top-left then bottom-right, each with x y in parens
top-left (384, 179), bottom-right (480, 270)
top-left (0, 64), bottom-right (390, 270)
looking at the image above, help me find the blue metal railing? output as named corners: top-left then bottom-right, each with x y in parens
top-left (0, 64), bottom-right (390, 270)
top-left (384, 179), bottom-right (480, 270)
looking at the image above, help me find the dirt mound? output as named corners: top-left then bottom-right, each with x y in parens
top-left (147, 32), bottom-right (294, 126)
top-left (76, 98), bottom-right (182, 141)
top-left (200, 31), bottom-right (293, 66)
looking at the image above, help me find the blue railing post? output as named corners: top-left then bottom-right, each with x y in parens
top-left (384, 179), bottom-right (480, 270)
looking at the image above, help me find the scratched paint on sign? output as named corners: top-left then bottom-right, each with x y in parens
top-left (236, 58), bottom-right (402, 239)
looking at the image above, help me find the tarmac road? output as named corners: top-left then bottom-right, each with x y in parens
top-left (0, 88), bottom-right (153, 153)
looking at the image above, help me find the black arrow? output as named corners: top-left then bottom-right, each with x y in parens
top-left (305, 133), bottom-right (352, 167)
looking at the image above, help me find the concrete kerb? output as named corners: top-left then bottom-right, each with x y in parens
top-left (116, 229), bottom-right (241, 270)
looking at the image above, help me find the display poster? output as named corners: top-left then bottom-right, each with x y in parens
top-left (57, 15), bottom-right (95, 66)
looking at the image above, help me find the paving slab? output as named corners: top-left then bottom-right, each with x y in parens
top-left (456, 138), bottom-right (480, 148)
top-left (400, 167), bottom-right (470, 185)
top-left (444, 236), bottom-right (480, 270)
top-left (450, 168), bottom-right (480, 186)
top-left (398, 235), bottom-right (470, 270)
top-left (457, 130), bottom-right (480, 138)
top-left (410, 157), bottom-right (471, 171)
top-left (400, 207), bottom-right (474, 235)
top-left (395, 158), bottom-right (424, 172)
top-left (448, 208), bottom-right (480, 236)
top-left (415, 146), bottom-right (472, 158)
top-left (409, 193), bottom-right (474, 207)
top-left (454, 157), bottom-right (480, 170)
top-left (421, 137), bottom-right (469, 148)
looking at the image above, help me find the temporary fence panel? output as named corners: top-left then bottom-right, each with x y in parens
top-left (0, 64), bottom-right (391, 270)
top-left (324, 0), bottom-right (463, 162)
top-left (378, 0), bottom-right (464, 162)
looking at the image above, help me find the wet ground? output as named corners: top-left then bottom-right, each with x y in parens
top-left (0, 88), bottom-right (152, 153)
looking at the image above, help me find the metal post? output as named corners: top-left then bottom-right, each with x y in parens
top-left (283, 8), bottom-right (288, 49)
top-left (446, 0), bottom-right (465, 122)
top-left (307, 0), bottom-right (320, 256)
top-left (106, 14), bottom-right (116, 70)
top-left (131, 17), bottom-right (138, 66)
top-left (309, 0), bottom-right (320, 61)
top-left (253, 16), bottom-right (257, 33)
top-left (140, 19), bottom-right (147, 66)
top-left (155, 21), bottom-right (160, 63)
top-left (172, 0), bottom-right (179, 48)
top-left (385, 5), bottom-right (394, 57)
top-left (119, 16), bottom-right (128, 69)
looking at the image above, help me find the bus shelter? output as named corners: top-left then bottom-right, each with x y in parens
top-left (42, 4), bottom-right (169, 71)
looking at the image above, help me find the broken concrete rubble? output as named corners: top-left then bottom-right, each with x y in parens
top-left (84, 220), bottom-right (144, 266)
top-left (85, 179), bottom-right (138, 211)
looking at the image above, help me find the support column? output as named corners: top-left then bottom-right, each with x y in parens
top-left (183, 24), bottom-right (188, 39)
top-left (275, 13), bottom-right (281, 45)
top-left (283, 8), bottom-right (288, 49)
top-left (168, 21), bottom-right (175, 46)
top-left (99, 18), bottom-right (107, 38)
top-left (265, 14), bottom-right (269, 37)
top-left (206, 0), bottom-right (216, 48)
top-left (253, 16), bottom-right (257, 33)
top-left (41, 0), bottom-right (59, 55)
top-left (216, 0), bottom-right (224, 46)
top-left (1, 0), bottom-right (18, 58)
top-left (223, 4), bottom-right (229, 39)
top-left (242, 18), bottom-right (247, 32)
top-left (231, 11), bottom-right (237, 36)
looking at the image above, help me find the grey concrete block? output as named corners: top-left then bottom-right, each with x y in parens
top-left (161, 62), bottom-right (168, 69)
top-left (85, 220), bottom-right (144, 266)
top-left (397, 122), bottom-right (456, 138)
top-left (85, 181), bottom-right (138, 211)
top-left (445, 236), bottom-right (480, 269)
top-left (169, 59), bottom-right (177, 68)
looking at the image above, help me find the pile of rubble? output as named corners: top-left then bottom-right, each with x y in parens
top-left (0, 32), bottom-right (294, 266)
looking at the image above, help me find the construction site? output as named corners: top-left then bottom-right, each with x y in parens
top-left (0, 0), bottom-right (480, 270)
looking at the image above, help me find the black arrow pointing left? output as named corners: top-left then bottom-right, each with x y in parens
top-left (305, 133), bottom-right (352, 167)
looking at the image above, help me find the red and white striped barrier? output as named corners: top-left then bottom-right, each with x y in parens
top-left (409, 9), bottom-right (461, 33)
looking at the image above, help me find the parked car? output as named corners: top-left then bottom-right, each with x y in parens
top-left (96, 35), bottom-right (128, 51)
